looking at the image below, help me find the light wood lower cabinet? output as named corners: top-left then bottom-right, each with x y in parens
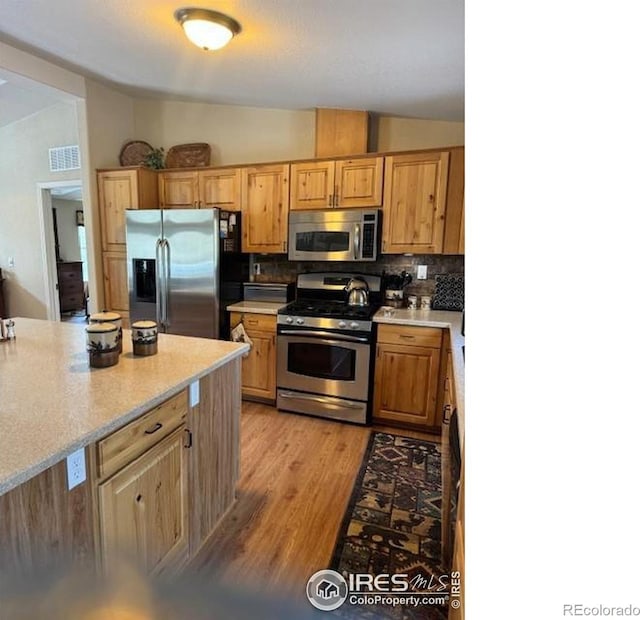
top-left (373, 324), bottom-right (442, 429)
top-left (230, 312), bottom-right (276, 402)
top-left (98, 427), bottom-right (189, 576)
top-left (102, 251), bottom-right (129, 325)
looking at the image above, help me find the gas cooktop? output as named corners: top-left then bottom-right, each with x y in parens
top-left (279, 300), bottom-right (379, 321)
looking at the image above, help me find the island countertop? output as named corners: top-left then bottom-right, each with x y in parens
top-left (0, 318), bottom-right (249, 496)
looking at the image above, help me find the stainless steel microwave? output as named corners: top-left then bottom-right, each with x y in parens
top-left (288, 209), bottom-right (380, 262)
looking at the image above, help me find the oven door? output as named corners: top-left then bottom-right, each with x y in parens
top-left (288, 222), bottom-right (358, 262)
top-left (277, 330), bottom-right (370, 401)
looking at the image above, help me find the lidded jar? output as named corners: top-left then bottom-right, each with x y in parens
top-left (90, 311), bottom-right (122, 353)
top-left (86, 323), bottom-right (119, 368)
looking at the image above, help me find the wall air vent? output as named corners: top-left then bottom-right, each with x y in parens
top-left (49, 145), bottom-right (81, 172)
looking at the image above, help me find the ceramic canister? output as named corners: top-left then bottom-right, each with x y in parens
top-left (86, 323), bottom-right (119, 368)
top-left (407, 295), bottom-right (418, 309)
top-left (90, 311), bottom-right (122, 353)
top-left (131, 320), bottom-right (158, 356)
top-left (420, 296), bottom-right (432, 310)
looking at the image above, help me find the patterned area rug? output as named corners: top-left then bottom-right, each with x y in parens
top-left (330, 432), bottom-right (447, 619)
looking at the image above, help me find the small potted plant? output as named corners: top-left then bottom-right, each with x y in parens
top-left (144, 147), bottom-right (165, 170)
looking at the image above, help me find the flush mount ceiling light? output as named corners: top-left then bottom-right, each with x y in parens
top-left (174, 7), bottom-right (241, 51)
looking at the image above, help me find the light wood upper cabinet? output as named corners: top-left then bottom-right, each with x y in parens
top-left (98, 427), bottom-right (188, 576)
top-left (241, 164), bottom-right (290, 253)
top-left (442, 148), bottom-right (465, 255)
top-left (159, 168), bottom-right (243, 210)
top-left (381, 152), bottom-right (450, 254)
top-left (199, 168), bottom-right (242, 211)
top-left (290, 156), bottom-right (383, 210)
top-left (373, 324), bottom-right (442, 429)
top-left (159, 170), bottom-right (199, 209)
top-left (98, 168), bottom-right (158, 252)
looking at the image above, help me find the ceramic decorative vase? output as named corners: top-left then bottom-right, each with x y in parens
top-left (86, 323), bottom-right (119, 368)
top-left (131, 320), bottom-right (158, 356)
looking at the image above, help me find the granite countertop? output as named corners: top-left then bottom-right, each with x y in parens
top-left (0, 318), bottom-right (249, 496)
top-left (226, 301), bottom-right (289, 315)
top-left (373, 307), bottom-right (465, 446)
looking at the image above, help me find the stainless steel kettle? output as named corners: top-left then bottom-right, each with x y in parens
top-left (345, 277), bottom-right (369, 306)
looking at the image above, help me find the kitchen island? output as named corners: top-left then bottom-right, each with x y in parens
top-left (0, 318), bottom-right (248, 577)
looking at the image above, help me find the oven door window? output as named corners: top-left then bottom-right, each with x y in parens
top-left (287, 341), bottom-right (356, 381)
top-left (294, 231), bottom-right (350, 253)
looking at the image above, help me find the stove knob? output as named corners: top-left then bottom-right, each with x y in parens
top-left (350, 322), bottom-right (359, 329)
top-left (338, 321), bottom-right (347, 328)
top-left (285, 316), bottom-right (293, 324)
top-left (296, 318), bottom-right (305, 325)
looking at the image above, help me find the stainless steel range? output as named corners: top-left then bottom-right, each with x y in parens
top-left (276, 272), bottom-right (382, 425)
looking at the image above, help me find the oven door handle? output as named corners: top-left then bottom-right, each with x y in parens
top-left (279, 391), bottom-right (364, 409)
top-left (278, 329), bottom-right (369, 343)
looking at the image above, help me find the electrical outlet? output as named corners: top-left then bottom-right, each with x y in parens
top-left (417, 265), bottom-right (428, 280)
top-left (66, 448), bottom-right (86, 490)
top-left (254, 263), bottom-right (261, 276)
top-left (8, 256), bottom-right (15, 268)
top-left (189, 380), bottom-right (200, 407)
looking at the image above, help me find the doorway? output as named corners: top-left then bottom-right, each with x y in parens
top-left (37, 180), bottom-right (88, 322)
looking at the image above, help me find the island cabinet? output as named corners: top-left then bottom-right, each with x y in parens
top-left (96, 390), bottom-right (189, 575)
top-left (0, 356), bottom-right (242, 578)
top-left (290, 156), bottom-right (384, 210)
top-left (158, 168), bottom-right (242, 211)
top-left (230, 312), bottom-right (276, 402)
top-left (373, 324), bottom-right (442, 429)
top-left (241, 164), bottom-right (290, 253)
top-left (381, 151), bottom-right (450, 254)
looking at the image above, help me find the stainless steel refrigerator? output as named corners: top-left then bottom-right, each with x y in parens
top-left (125, 209), bottom-right (246, 339)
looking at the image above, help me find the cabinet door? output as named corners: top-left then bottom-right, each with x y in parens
top-left (335, 156), bottom-right (384, 208)
top-left (241, 329), bottom-right (276, 400)
top-left (241, 164), bottom-right (290, 253)
top-left (199, 168), bottom-right (242, 211)
top-left (98, 427), bottom-right (188, 576)
top-left (102, 251), bottom-right (129, 314)
top-left (373, 343), bottom-right (441, 428)
top-left (159, 171), bottom-right (199, 209)
top-left (98, 170), bottom-right (139, 252)
top-left (382, 152), bottom-right (449, 254)
top-left (290, 161), bottom-right (335, 210)
top-left (442, 148), bottom-right (465, 255)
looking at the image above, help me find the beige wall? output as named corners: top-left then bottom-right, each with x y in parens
top-left (376, 116), bottom-right (465, 151)
top-left (133, 100), bottom-right (464, 165)
top-left (52, 198), bottom-right (83, 263)
top-left (0, 102), bottom-right (80, 319)
top-left (82, 79), bottom-right (136, 312)
top-left (134, 100), bottom-right (316, 166)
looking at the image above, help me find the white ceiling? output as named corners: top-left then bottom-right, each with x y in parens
top-left (0, 0), bottom-right (464, 121)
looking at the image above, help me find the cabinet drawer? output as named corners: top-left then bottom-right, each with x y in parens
top-left (377, 324), bottom-right (442, 348)
top-left (230, 312), bottom-right (276, 333)
top-left (58, 268), bottom-right (82, 282)
top-left (60, 280), bottom-right (84, 295)
top-left (60, 294), bottom-right (84, 309)
top-left (97, 390), bottom-right (188, 479)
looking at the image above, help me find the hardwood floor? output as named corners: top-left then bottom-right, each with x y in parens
top-left (187, 401), bottom-right (440, 603)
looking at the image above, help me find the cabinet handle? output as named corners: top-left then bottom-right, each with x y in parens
top-left (282, 241), bottom-right (287, 252)
top-left (329, 194), bottom-right (333, 207)
top-left (399, 334), bottom-right (415, 340)
top-left (442, 404), bottom-right (452, 424)
top-left (184, 428), bottom-right (193, 448)
top-left (144, 422), bottom-right (163, 434)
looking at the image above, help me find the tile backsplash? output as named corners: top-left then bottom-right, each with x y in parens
top-left (250, 253), bottom-right (464, 299)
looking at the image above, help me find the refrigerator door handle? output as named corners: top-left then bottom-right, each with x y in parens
top-left (162, 239), bottom-right (170, 328)
top-left (155, 238), bottom-right (164, 327)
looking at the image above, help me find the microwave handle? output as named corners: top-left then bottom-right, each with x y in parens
top-left (354, 223), bottom-right (361, 260)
